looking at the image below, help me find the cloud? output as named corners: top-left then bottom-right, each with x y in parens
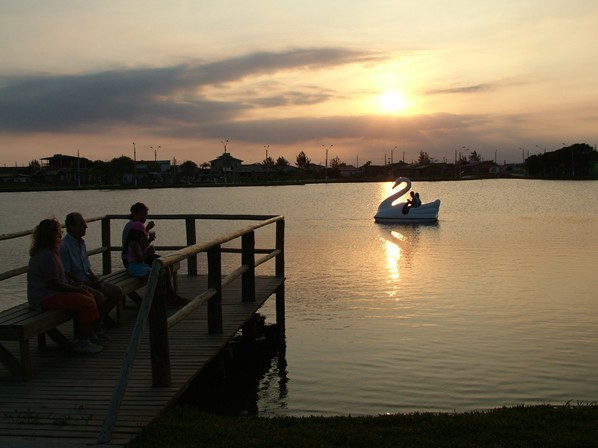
top-left (0, 47), bottom-right (382, 133)
top-left (426, 83), bottom-right (494, 95)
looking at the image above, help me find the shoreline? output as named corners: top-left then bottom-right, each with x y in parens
top-left (129, 403), bottom-right (598, 447)
top-left (0, 174), bottom-right (557, 194)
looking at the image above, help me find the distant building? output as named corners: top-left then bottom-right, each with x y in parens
top-left (460, 161), bottom-right (500, 177)
top-left (39, 154), bottom-right (85, 184)
top-left (0, 167), bottom-right (31, 184)
top-left (40, 154), bottom-right (79, 170)
top-left (210, 152), bottom-right (243, 182)
top-left (338, 165), bottom-right (362, 177)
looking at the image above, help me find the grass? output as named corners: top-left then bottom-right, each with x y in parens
top-left (129, 402), bottom-right (598, 448)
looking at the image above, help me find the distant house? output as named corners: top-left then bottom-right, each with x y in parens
top-left (234, 163), bottom-right (266, 180)
top-left (40, 154), bottom-right (79, 170)
top-left (460, 161), bottom-right (500, 177)
top-left (35, 154), bottom-right (89, 185)
top-left (0, 168), bottom-right (31, 184)
top-left (131, 160), bottom-right (172, 184)
top-left (338, 165), bottom-right (362, 177)
top-left (39, 154), bottom-right (84, 184)
top-left (210, 152), bottom-right (243, 182)
top-left (394, 163), bottom-right (453, 179)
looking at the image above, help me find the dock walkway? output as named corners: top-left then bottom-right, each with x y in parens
top-left (0, 275), bottom-right (284, 447)
top-left (0, 213), bottom-right (286, 446)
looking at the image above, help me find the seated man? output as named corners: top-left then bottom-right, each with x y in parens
top-left (60, 212), bottom-right (123, 328)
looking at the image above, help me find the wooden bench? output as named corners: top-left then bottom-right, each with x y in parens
top-left (0, 304), bottom-right (75, 379)
top-left (0, 264), bottom-right (181, 380)
top-left (101, 269), bottom-right (148, 317)
top-left (100, 263), bottom-right (179, 313)
top-left (0, 270), bottom-right (151, 380)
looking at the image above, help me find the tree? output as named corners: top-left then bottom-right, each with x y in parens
top-left (275, 156), bottom-right (290, 168)
top-left (418, 151), bottom-right (431, 164)
top-left (330, 156), bottom-right (346, 169)
top-left (469, 150), bottom-right (482, 162)
top-left (27, 160), bottom-right (41, 173)
top-left (180, 160), bottom-right (198, 182)
top-left (262, 156), bottom-right (275, 168)
top-left (108, 156), bottom-right (134, 183)
top-left (89, 160), bottom-right (109, 184)
top-left (526, 143), bottom-right (598, 179)
top-left (295, 151), bottom-right (311, 170)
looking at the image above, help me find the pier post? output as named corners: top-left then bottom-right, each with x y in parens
top-left (185, 218), bottom-right (197, 276)
top-left (207, 245), bottom-right (223, 334)
top-left (241, 231), bottom-right (255, 302)
top-left (275, 219), bottom-right (285, 278)
top-left (101, 217), bottom-right (112, 274)
top-left (275, 219), bottom-right (286, 332)
top-left (149, 269), bottom-right (171, 387)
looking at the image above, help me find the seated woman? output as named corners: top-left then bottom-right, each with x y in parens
top-left (27, 218), bottom-right (103, 354)
top-left (124, 221), bottom-right (189, 307)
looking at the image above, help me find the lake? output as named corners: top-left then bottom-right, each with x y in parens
top-left (1, 179), bottom-right (597, 416)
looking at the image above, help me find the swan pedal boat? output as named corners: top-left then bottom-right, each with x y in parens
top-left (374, 177), bottom-right (440, 224)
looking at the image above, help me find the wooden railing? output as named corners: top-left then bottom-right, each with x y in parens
top-left (96, 214), bottom-right (285, 443)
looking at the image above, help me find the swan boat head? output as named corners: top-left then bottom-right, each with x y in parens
top-left (374, 177), bottom-right (440, 223)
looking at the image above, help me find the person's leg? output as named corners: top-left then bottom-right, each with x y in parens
top-left (165, 265), bottom-right (189, 306)
top-left (42, 292), bottom-right (100, 338)
top-left (97, 281), bottom-right (123, 326)
top-left (80, 285), bottom-right (112, 331)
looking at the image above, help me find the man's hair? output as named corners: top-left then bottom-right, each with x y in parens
top-left (65, 212), bottom-right (82, 232)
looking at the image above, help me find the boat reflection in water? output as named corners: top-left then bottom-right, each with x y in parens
top-left (378, 222), bottom-right (440, 300)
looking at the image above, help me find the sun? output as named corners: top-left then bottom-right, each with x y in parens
top-left (378, 90), bottom-right (408, 113)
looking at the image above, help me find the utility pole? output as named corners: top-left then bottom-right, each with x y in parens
top-left (150, 145), bottom-right (160, 162)
top-left (322, 144), bottom-right (333, 182)
top-left (133, 142), bottom-right (137, 186)
top-left (264, 144), bottom-right (269, 183)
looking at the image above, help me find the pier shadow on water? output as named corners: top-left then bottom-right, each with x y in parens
top-left (180, 314), bottom-right (287, 416)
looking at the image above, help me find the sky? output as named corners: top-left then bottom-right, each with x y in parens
top-left (1, 0), bottom-right (597, 167)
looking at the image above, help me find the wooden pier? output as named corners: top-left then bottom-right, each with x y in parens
top-left (0, 214), bottom-right (285, 446)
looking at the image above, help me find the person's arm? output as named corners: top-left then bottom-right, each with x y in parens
top-left (86, 268), bottom-right (103, 288)
top-left (46, 278), bottom-right (93, 296)
top-left (64, 271), bottom-right (84, 286)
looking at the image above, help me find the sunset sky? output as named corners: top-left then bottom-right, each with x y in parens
top-left (1, 0), bottom-right (597, 167)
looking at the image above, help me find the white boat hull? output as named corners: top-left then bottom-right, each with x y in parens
top-left (374, 199), bottom-right (440, 223)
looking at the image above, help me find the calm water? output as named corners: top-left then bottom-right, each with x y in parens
top-left (1, 179), bottom-right (597, 415)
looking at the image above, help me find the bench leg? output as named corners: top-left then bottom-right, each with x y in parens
top-left (45, 328), bottom-right (71, 348)
top-left (0, 342), bottom-right (26, 378)
top-left (19, 339), bottom-right (33, 379)
top-left (37, 333), bottom-right (48, 350)
top-left (126, 291), bottom-right (143, 308)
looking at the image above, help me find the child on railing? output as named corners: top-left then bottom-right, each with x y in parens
top-left (123, 221), bottom-right (189, 307)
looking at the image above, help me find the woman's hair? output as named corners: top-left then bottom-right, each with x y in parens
top-left (129, 202), bottom-right (148, 219)
top-left (30, 218), bottom-right (61, 256)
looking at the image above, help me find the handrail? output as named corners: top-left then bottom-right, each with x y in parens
top-left (0, 216), bottom-right (105, 242)
top-left (97, 261), bottom-right (162, 444)
top-left (157, 216), bottom-right (282, 269)
top-left (96, 213), bottom-right (284, 443)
